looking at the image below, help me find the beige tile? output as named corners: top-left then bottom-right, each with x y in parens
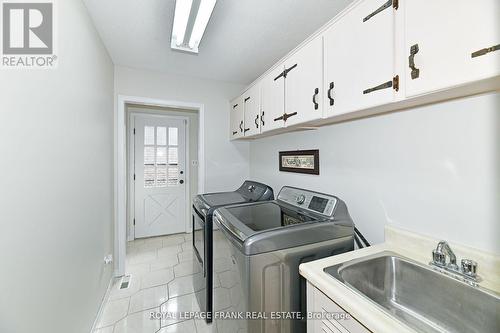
top-left (173, 260), bottom-right (200, 277)
top-left (96, 298), bottom-right (129, 328)
top-left (160, 293), bottom-right (200, 326)
top-left (162, 234), bottom-right (186, 247)
top-left (93, 325), bottom-right (114, 333)
top-left (158, 319), bottom-right (196, 332)
top-left (114, 310), bottom-right (160, 333)
top-left (194, 317), bottom-right (215, 333)
top-left (168, 274), bottom-right (204, 298)
top-left (125, 263), bottom-right (150, 276)
top-left (180, 241), bottom-right (192, 251)
top-left (127, 250), bottom-right (157, 265)
top-left (213, 287), bottom-right (231, 311)
top-left (109, 276), bottom-right (141, 301)
top-left (150, 256), bottom-right (179, 271)
top-left (129, 284), bottom-right (168, 314)
top-left (183, 233), bottom-right (193, 242)
top-left (141, 268), bottom-right (174, 289)
top-left (157, 245), bottom-right (182, 257)
top-left (218, 270), bottom-right (238, 289)
top-left (178, 249), bottom-right (194, 262)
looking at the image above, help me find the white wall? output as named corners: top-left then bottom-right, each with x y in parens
top-left (115, 66), bottom-right (250, 192)
top-left (0, 1), bottom-right (114, 332)
top-left (250, 93), bottom-right (500, 254)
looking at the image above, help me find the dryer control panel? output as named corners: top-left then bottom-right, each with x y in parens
top-left (277, 187), bottom-right (338, 217)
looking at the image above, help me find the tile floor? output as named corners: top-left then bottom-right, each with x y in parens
top-left (93, 233), bottom-right (212, 333)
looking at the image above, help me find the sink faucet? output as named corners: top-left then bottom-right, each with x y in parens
top-left (430, 241), bottom-right (480, 284)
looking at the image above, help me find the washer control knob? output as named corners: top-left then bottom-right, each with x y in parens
top-left (296, 194), bottom-right (306, 205)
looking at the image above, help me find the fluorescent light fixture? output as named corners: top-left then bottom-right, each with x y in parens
top-left (188, 0), bottom-right (217, 50)
top-left (172, 0), bottom-right (193, 47)
top-left (171, 0), bottom-right (217, 53)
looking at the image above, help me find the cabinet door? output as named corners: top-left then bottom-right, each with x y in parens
top-left (261, 64), bottom-right (285, 132)
top-left (243, 83), bottom-right (261, 137)
top-left (284, 36), bottom-right (324, 127)
top-left (324, 0), bottom-right (396, 117)
top-left (229, 96), bottom-right (244, 139)
top-left (404, 0), bottom-right (500, 97)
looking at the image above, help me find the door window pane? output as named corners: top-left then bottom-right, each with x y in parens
top-left (144, 147), bottom-right (155, 165)
top-left (145, 126), bottom-right (155, 145)
top-left (156, 147), bottom-right (167, 165)
top-left (144, 165), bottom-right (155, 188)
top-left (168, 167), bottom-right (179, 186)
top-left (157, 127), bottom-right (167, 146)
top-left (168, 127), bottom-right (178, 146)
top-left (156, 166), bottom-right (167, 187)
top-left (168, 147), bottom-right (178, 165)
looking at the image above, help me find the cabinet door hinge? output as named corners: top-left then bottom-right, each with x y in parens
top-left (133, 128), bottom-right (136, 135)
top-left (363, 0), bottom-right (397, 22)
top-left (363, 75), bottom-right (399, 94)
top-left (133, 218), bottom-right (136, 226)
top-left (393, 75), bottom-right (399, 92)
top-left (133, 174), bottom-right (136, 181)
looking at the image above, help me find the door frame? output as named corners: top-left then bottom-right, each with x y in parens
top-left (128, 112), bottom-right (190, 241)
top-left (116, 95), bottom-right (205, 276)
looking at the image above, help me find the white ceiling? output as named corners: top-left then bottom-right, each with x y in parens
top-left (83, 0), bottom-right (353, 85)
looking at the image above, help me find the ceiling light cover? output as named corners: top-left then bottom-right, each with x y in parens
top-left (172, 0), bottom-right (193, 47)
top-left (188, 0), bottom-right (217, 50)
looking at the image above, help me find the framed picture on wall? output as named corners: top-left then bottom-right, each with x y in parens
top-left (279, 150), bottom-right (319, 175)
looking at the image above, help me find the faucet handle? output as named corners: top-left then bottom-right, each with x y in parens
top-left (461, 259), bottom-right (478, 277)
top-left (432, 250), bottom-right (446, 266)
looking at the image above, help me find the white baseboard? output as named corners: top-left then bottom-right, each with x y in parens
top-left (90, 276), bottom-right (115, 332)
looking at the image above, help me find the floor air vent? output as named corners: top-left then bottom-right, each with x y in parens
top-left (119, 275), bottom-right (131, 290)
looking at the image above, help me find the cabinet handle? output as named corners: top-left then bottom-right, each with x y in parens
top-left (312, 88), bottom-right (319, 110)
top-left (239, 120), bottom-right (243, 132)
top-left (363, 0), bottom-right (397, 22)
top-left (261, 111), bottom-right (265, 126)
top-left (244, 97), bottom-right (251, 102)
top-left (471, 44), bottom-right (500, 58)
top-left (363, 75), bottom-right (399, 94)
top-left (274, 115), bottom-right (284, 122)
top-left (409, 44), bottom-right (420, 79)
top-left (254, 115), bottom-right (259, 128)
top-left (327, 82), bottom-right (335, 106)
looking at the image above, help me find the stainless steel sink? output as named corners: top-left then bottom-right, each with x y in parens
top-left (324, 252), bottom-right (500, 333)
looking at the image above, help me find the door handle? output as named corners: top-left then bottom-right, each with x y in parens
top-left (327, 82), bottom-right (335, 106)
top-left (254, 115), bottom-right (259, 128)
top-left (312, 88), bottom-right (319, 110)
top-left (179, 180), bottom-right (184, 184)
top-left (239, 120), bottom-right (243, 132)
top-left (409, 44), bottom-right (420, 79)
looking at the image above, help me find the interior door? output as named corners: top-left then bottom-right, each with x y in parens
top-left (324, 0), bottom-right (396, 117)
top-left (261, 64), bottom-right (285, 132)
top-left (230, 97), bottom-right (244, 139)
top-left (284, 36), bottom-right (324, 127)
top-left (243, 83), bottom-right (261, 137)
top-left (134, 115), bottom-right (186, 238)
top-left (404, 0), bottom-right (500, 97)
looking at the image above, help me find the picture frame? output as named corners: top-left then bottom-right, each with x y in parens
top-left (279, 150), bottom-right (319, 175)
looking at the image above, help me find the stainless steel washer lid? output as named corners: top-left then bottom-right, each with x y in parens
top-left (213, 201), bottom-right (354, 255)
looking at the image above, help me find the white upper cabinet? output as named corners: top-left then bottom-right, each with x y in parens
top-left (324, 0), bottom-right (396, 117)
top-left (261, 64), bottom-right (286, 132)
top-left (229, 96), bottom-right (244, 139)
top-left (242, 83), bottom-right (261, 137)
top-left (284, 36), bottom-right (324, 127)
top-left (404, 0), bottom-right (500, 97)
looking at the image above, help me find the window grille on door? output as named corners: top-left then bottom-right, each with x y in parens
top-left (143, 126), bottom-right (179, 188)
